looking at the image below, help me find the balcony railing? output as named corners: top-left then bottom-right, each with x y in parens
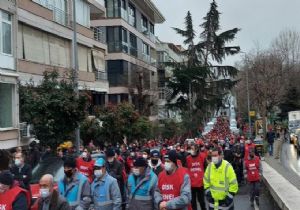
top-left (95, 71), bottom-right (108, 81)
top-left (142, 53), bottom-right (150, 63)
top-left (93, 27), bottom-right (106, 44)
top-left (108, 41), bottom-right (128, 53)
top-left (53, 7), bottom-right (70, 26)
top-left (130, 46), bottom-right (137, 57)
top-left (121, 9), bottom-right (128, 22)
top-left (151, 57), bottom-right (157, 67)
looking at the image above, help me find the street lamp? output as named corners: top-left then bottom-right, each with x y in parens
top-left (72, 0), bottom-right (80, 155)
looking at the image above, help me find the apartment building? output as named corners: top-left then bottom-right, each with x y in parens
top-left (0, 0), bottom-right (19, 149)
top-left (92, 0), bottom-right (165, 118)
top-left (17, 0), bottom-right (109, 107)
top-left (156, 39), bottom-right (186, 122)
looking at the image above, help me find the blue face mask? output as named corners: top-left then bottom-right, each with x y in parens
top-left (40, 188), bottom-right (50, 198)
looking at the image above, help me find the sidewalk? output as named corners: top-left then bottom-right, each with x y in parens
top-left (262, 157), bottom-right (300, 210)
top-left (264, 155), bottom-right (300, 190)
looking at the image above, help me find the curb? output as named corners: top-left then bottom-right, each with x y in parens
top-left (262, 161), bottom-right (300, 210)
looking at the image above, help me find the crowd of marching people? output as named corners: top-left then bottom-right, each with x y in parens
top-left (0, 117), bottom-right (264, 210)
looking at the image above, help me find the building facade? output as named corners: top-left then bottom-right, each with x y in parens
top-left (92, 0), bottom-right (165, 119)
top-left (0, 0), bottom-right (19, 149)
top-left (156, 39), bottom-right (186, 122)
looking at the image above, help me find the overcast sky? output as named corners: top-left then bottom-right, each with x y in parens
top-left (153, 0), bottom-right (300, 65)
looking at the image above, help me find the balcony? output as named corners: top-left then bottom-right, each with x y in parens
top-left (108, 41), bottom-right (129, 54)
top-left (95, 71), bottom-right (107, 81)
top-left (93, 26), bottom-right (106, 44)
top-left (129, 46), bottom-right (137, 57)
top-left (142, 53), bottom-right (150, 63)
top-left (121, 9), bottom-right (128, 22)
top-left (150, 57), bottom-right (157, 67)
top-left (53, 7), bottom-right (70, 26)
top-left (88, 0), bottom-right (106, 18)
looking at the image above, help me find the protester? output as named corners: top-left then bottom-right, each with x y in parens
top-left (34, 174), bottom-right (70, 210)
top-left (91, 158), bottom-right (121, 210)
top-left (266, 128), bottom-right (276, 156)
top-left (149, 150), bottom-right (164, 176)
top-left (244, 149), bottom-right (262, 207)
top-left (76, 148), bottom-right (95, 183)
top-left (128, 157), bottom-right (158, 210)
top-left (10, 152), bottom-right (32, 191)
top-left (106, 148), bottom-right (126, 210)
top-left (58, 156), bottom-right (91, 210)
top-left (186, 144), bottom-right (206, 210)
top-left (154, 150), bottom-right (192, 210)
top-left (204, 147), bottom-right (238, 210)
top-left (0, 170), bottom-right (30, 210)
top-left (244, 138), bottom-right (256, 160)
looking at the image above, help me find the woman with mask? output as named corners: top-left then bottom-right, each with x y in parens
top-left (127, 157), bottom-right (157, 210)
top-left (155, 150), bottom-right (192, 210)
top-left (58, 157), bottom-right (91, 210)
top-left (76, 148), bottom-right (95, 183)
top-left (91, 158), bottom-right (121, 210)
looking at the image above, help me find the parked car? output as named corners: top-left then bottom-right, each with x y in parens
top-left (30, 156), bottom-right (64, 205)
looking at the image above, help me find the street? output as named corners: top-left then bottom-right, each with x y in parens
top-left (280, 141), bottom-right (300, 176)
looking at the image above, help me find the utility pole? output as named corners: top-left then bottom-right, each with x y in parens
top-left (72, 0), bottom-right (80, 155)
top-left (246, 68), bottom-right (252, 139)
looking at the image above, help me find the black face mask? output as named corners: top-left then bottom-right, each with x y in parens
top-left (64, 170), bottom-right (73, 178)
top-left (250, 154), bottom-right (254, 159)
top-left (151, 159), bottom-right (159, 166)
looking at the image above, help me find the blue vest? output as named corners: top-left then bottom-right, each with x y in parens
top-left (58, 172), bottom-right (87, 207)
top-left (128, 169), bottom-right (156, 200)
top-left (91, 173), bottom-right (114, 209)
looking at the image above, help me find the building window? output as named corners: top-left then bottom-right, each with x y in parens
top-left (107, 60), bottom-right (128, 86)
top-left (0, 83), bottom-right (13, 128)
top-left (128, 3), bottom-right (136, 27)
top-left (150, 22), bottom-right (154, 34)
top-left (141, 15), bottom-right (148, 32)
top-left (120, 0), bottom-right (127, 20)
top-left (76, 0), bottom-right (90, 27)
top-left (0, 10), bottom-right (12, 55)
top-left (107, 0), bottom-right (121, 18)
top-left (107, 26), bottom-right (128, 53)
top-left (129, 33), bottom-right (137, 57)
top-left (142, 42), bottom-right (149, 55)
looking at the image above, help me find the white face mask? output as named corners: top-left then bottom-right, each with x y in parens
top-left (40, 188), bottom-right (50, 198)
top-left (246, 140), bottom-right (251, 144)
top-left (132, 168), bottom-right (140, 176)
top-left (15, 159), bottom-right (22, 167)
top-left (107, 158), bottom-right (114, 163)
top-left (191, 150), bottom-right (196, 156)
top-left (142, 154), bottom-right (148, 159)
top-left (164, 162), bottom-right (173, 172)
top-left (82, 152), bottom-right (88, 158)
top-left (212, 156), bottom-right (220, 164)
top-left (94, 169), bottom-right (103, 178)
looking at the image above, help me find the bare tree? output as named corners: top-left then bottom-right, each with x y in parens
top-left (271, 29), bottom-right (300, 72)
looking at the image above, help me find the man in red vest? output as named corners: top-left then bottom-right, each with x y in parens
top-left (76, 148), bottom-right (95, 182)
top-left (244, 139), bottom-right (256, 160)
top-left (244, 149), bottom-right (262, 207)
top-left (155, 150), bottom-right (192, 210)
top-left (186, 144), bottom-right (206, 210)
top-left (0, 170), bottom-right (30, 210)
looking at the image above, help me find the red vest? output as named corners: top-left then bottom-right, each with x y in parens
top-left (158, 167), bottom-right (191, 210)
top-left (244, 156), bottom-right (260, 182)
top-left (244, 143), bottom-right (255, 159)
top-left (186, 154), bottom-right (204, 187)
top-left (0, 186), bottom-right (30, 210)
top-left (76, 157), bottom-right (95, 183)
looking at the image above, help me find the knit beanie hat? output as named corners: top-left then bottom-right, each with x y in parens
top-left (164, 150), bottom-right (178, 165)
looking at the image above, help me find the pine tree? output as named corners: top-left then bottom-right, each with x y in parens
top-left (167, 0), bottom-right (240, 133)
